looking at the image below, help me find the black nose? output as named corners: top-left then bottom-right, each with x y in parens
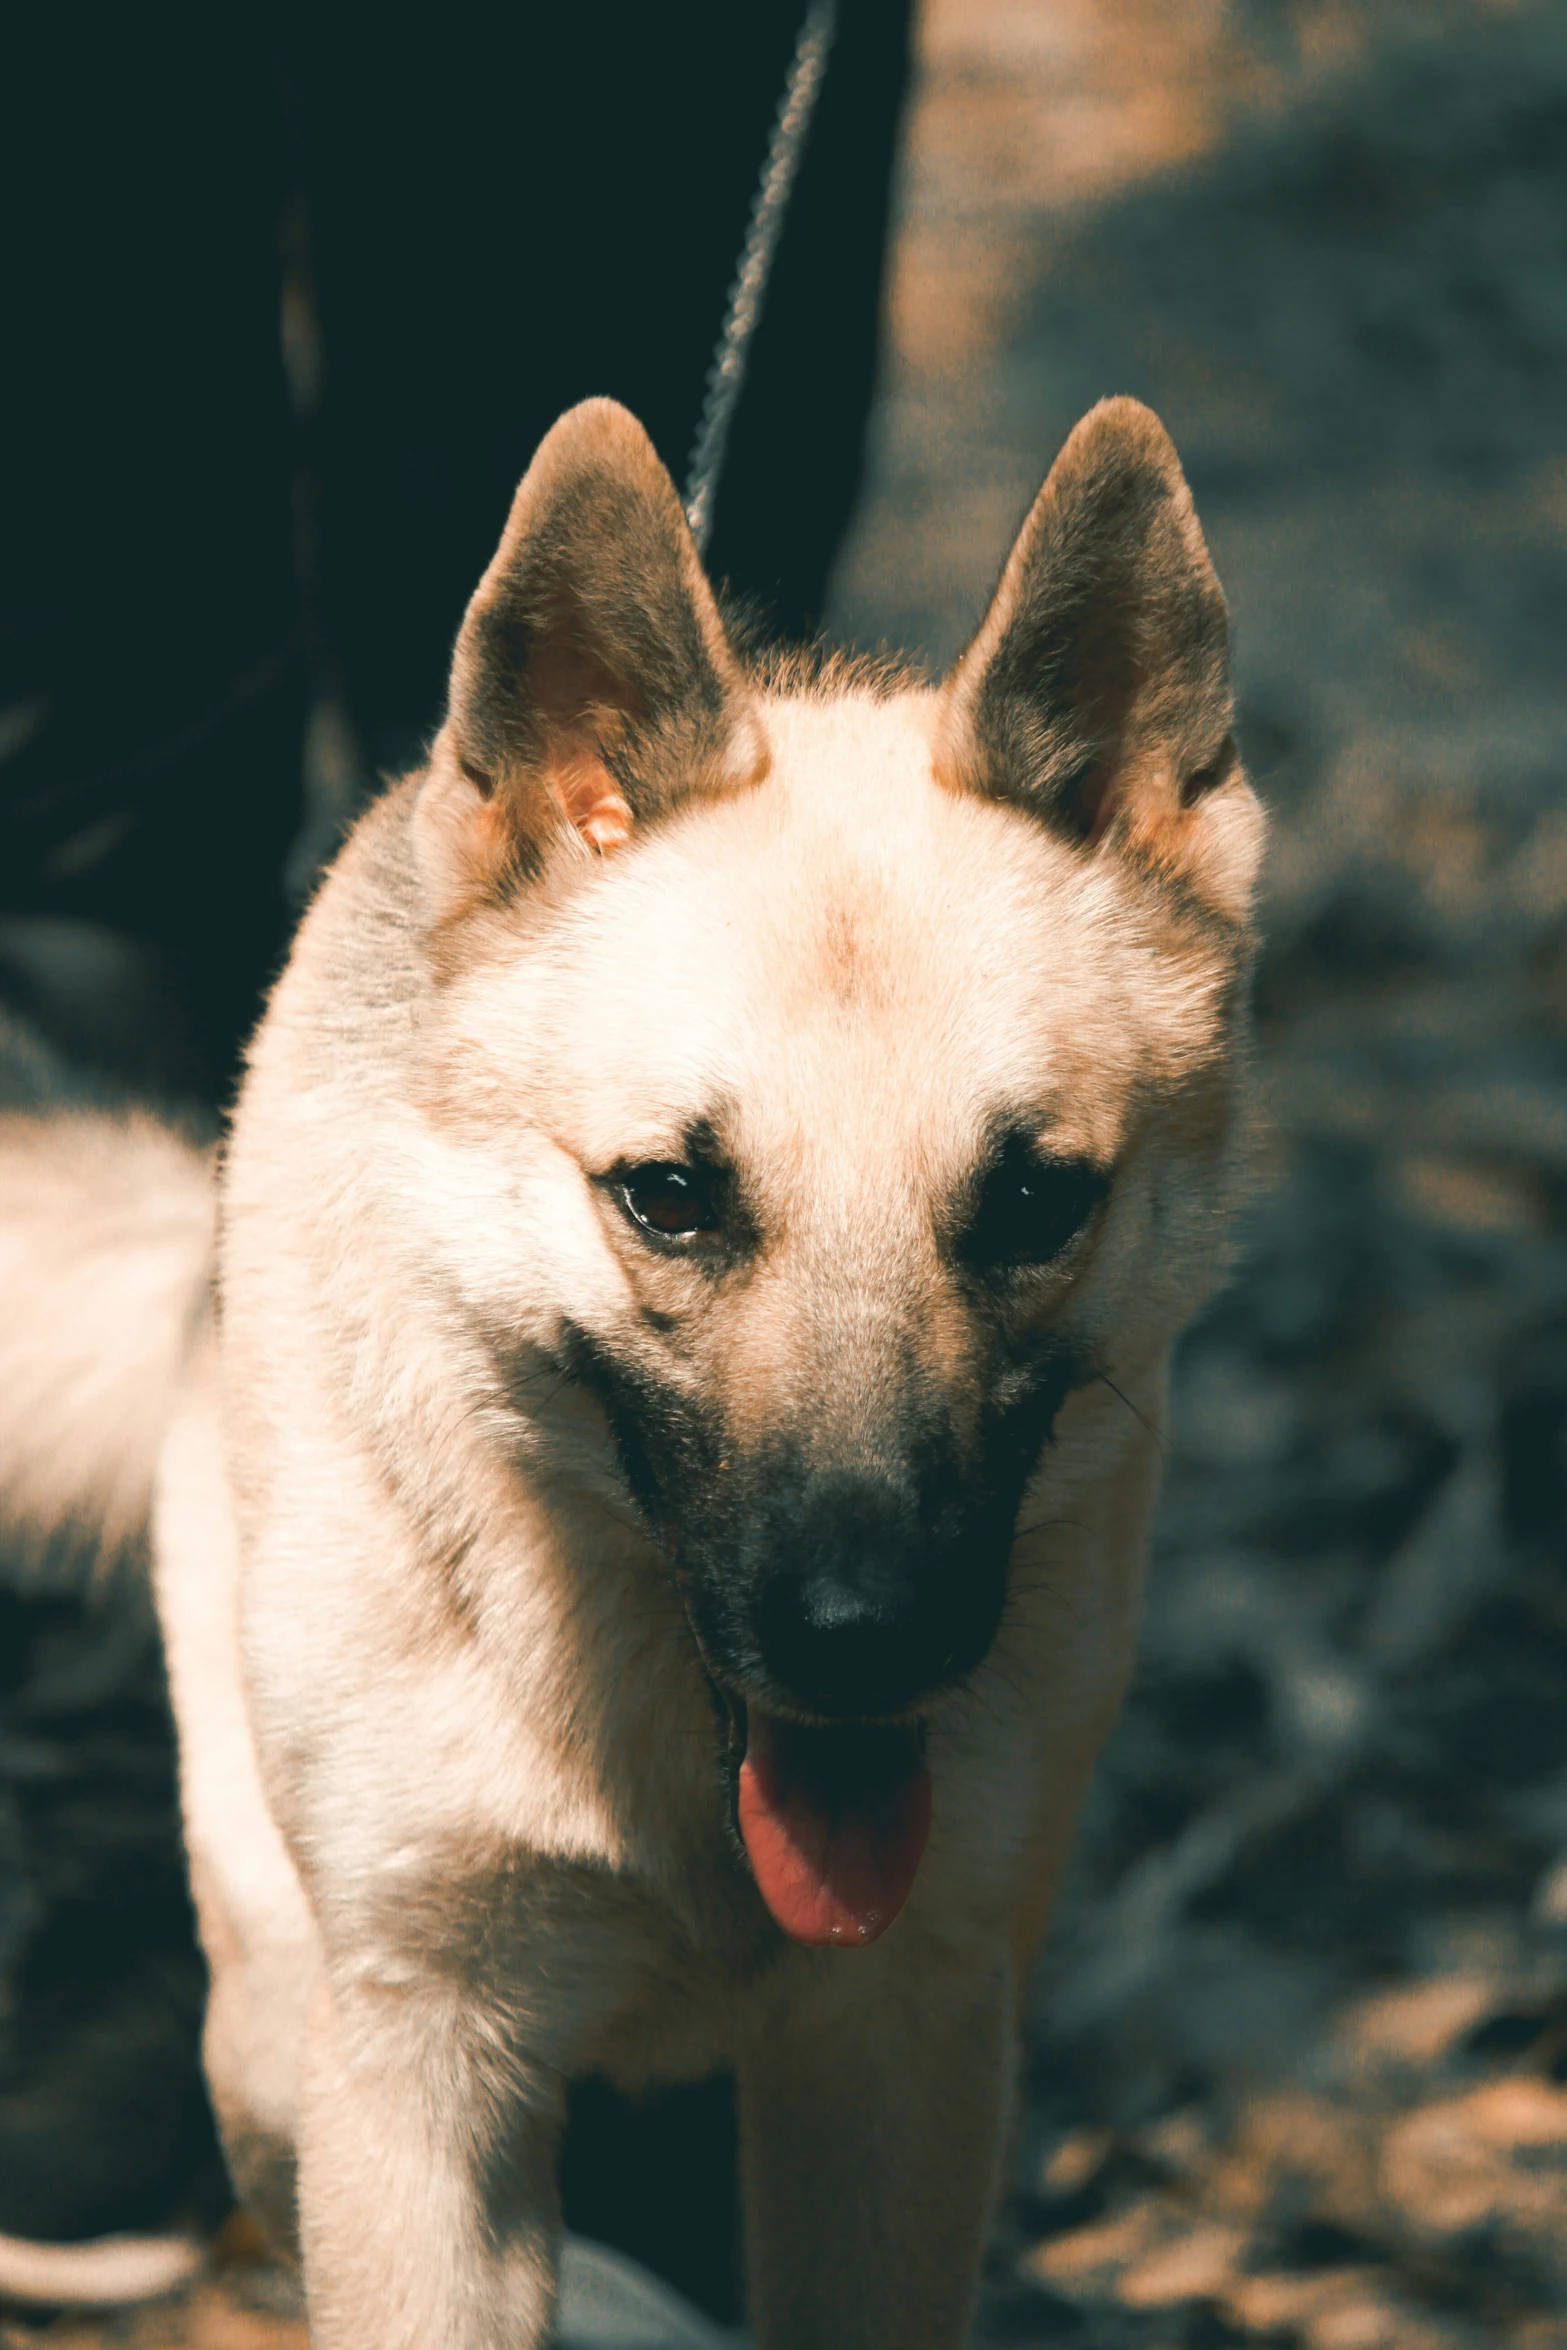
top-left (750, 1472), bottom-right (950, 1717)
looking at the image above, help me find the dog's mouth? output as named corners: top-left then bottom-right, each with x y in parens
top-left (730, 1701), bottom-right (932, 1949)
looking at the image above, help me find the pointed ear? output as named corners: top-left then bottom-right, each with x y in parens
top-left (417, 399), bottom-right (765, 919)
top-left (933, 398), bottom-right (1263, 921)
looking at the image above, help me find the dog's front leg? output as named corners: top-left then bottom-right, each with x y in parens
top-left (739, 1932), bottom-right (1014, 2350)
top-left (295, 1974), bottom-right (562, 2350)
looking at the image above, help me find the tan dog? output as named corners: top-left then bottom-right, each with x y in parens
top-left (0, 395), bottom-right (1261, 2347)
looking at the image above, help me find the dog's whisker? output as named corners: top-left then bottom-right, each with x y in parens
top-left (1091, 1367), bottom-right (1166, 1454)
top-left (1010, 1514), bottom-right (1091, 1545)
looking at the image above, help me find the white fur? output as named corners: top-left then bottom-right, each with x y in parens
top-left (0, 2227), bottom-right (201, 2309)
top-left (0, 1108), bottom-right (212, 1586)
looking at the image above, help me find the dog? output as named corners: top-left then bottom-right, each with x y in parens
top-left (0, 394), bottom-right (1262, 2346)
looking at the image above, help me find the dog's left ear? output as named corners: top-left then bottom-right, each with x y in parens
top-left (933, 398), bottom-right (1262, 921)
top-left (418, 399), bottom-right (765, 921)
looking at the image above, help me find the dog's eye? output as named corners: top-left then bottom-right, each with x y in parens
top-left (619, 1162), bottom-right (721, 1243)
top-left (962, 1136), bottom-right (1106, 1273)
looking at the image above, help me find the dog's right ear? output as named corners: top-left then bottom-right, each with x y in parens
top-left (933, 399), bottom-right (1263, 924)
top-left (416, 400), bottom-right (765, 922)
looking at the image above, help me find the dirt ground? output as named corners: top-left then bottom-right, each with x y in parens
top-left (6, 2), bottom-right (1567, 2343)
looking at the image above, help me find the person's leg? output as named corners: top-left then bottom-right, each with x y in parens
top-left (0, 16), bottom-right (302, 1099)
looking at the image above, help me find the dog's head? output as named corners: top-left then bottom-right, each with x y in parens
top-left (408, 399), bottom-right (1263, 1939)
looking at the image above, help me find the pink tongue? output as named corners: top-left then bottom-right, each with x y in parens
top-left (737, 1712), bottom-right (932, 1947)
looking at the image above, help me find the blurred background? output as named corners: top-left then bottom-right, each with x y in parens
top-left (4, 1), bottom-right (1567, 2344)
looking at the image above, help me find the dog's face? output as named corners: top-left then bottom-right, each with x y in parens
top-left (424, 700), bottom-right (1240, 1719)
top-left (406, 400), bottom-right (1262, 1937)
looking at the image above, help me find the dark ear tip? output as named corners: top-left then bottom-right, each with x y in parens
top-left (466, 398), bottom-right (695, 650)
top-left (530, 396), bottom-right (668, 486)
top-left (1073, 394), bottom-right (1177, 451)
top-left (1055, 396), bottom-right (1188, 497)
